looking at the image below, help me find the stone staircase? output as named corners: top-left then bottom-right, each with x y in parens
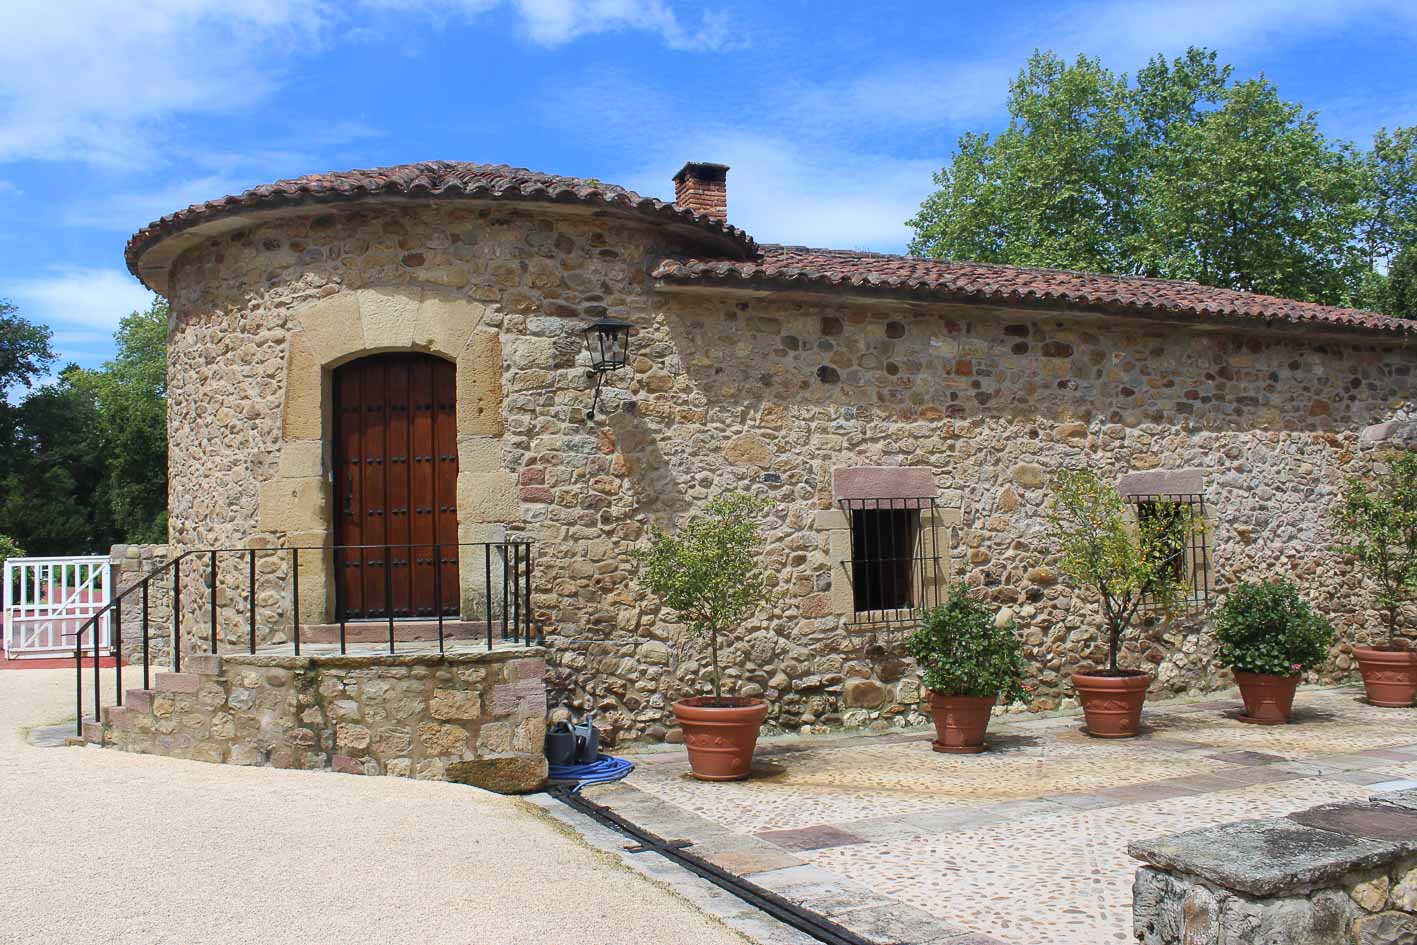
top-left (83, 654), bottom-right (224, 759)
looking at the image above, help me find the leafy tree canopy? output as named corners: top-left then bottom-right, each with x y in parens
top-left (909, 48), bottom-right (1417, 315)
top-left (0, 300), bottom-right (167, 554)
top-left (0, 299), bottom-right (55, 393)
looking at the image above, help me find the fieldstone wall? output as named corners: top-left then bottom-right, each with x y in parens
top-left (94, 647), bottom-right (548, 792)
top-left (1131, 789), bottom-right (1417, 944)
top-left (109, 543), bottom-right (173, 668)
top-left (160, 197), bottom-right (1417, 744)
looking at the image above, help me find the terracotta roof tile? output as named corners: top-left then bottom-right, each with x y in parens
top-left (126, 161), bottom-right (756, 289)
top-left (652, 245), bottom-right (1415, 335)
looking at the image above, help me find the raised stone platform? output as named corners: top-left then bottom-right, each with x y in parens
top-left (1131, 788), bottom-right (1417, 944)
top-left (89, 642), bottom-right (548, 793)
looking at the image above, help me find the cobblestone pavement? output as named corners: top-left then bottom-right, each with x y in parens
top-left (583, 686), bottom-right (1417, 945)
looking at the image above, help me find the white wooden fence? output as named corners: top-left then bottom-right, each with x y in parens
top-left (2, 556), bottom-right (111, 659)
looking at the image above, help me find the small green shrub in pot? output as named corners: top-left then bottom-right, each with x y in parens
top-left (1214, 579), bottom-right (1335, 724)
top-left (906, 585), bottom-right (1029, 753)
top-left (1331, 450), bottom-right (1417, 706)
top-left (630, 492), bottom-right (777, 780)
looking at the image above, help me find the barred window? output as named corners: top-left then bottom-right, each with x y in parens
top-left (832, 468), bottom-right (947, 627)
top-left (1126, 492), bottom-right (1210, 610)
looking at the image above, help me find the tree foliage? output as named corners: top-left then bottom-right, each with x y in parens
top-left (1214, 579), bottom-right (1335, 676)
top-left (907, 584), bottom-right (1029, 702)
top-left (0, 299), bottom-right (168, 554)
top-left (1045, 469), bottom-right (1198, 674)
top-left (630, 493), bottom-right (774, 701)
top-left (910, 48), bottom-right (1416, 314)
top-left (1331, 452), bottom-right (1417, 645)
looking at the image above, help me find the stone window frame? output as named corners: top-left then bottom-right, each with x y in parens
top-left (818, 467), bottom-right (957, 628)
top-left (1117, 469), bottom-right (1214, 610)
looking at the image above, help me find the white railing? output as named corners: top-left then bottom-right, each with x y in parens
top-left (2, 556), bottom-right (111, 659)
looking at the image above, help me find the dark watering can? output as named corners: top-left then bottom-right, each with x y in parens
top-left (545, 713), bottom-right (599, 766)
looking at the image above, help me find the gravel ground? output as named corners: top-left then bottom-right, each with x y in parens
top-left (0, 668), bottom-right (748, 945)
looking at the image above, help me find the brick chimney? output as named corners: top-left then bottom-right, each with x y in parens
top-left (672, 162), bottom-right (729, 222)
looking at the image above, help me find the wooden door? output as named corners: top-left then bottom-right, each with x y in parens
top-left (333, 353), bottom-right (459, 620)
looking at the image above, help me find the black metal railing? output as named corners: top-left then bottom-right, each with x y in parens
top-left (70, 540), bottom-right (536, 736)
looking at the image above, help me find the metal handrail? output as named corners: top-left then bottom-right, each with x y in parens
top-left (73, 540), bottom-right (536, 737)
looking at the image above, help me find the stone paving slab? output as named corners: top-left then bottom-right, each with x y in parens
top-left (581, 686), bottom-right (1417, 945)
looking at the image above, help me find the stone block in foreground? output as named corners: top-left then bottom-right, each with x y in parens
top-left (1130, 792), bottom-right (1417, 944)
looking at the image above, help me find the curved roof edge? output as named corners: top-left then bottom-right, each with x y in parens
top-left (126, 161), bottom-right (757, 293)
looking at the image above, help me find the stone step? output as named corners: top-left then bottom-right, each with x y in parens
top-left (101, 705), bottom-right (128, 727)
top-left (300, 620), bottom-right (494, 645)
top-left (125, 689), bottom-right (155, 713)
top-left (81, 721), bottom-right (105, 745)
top-left (153, 672), bottom-right (200, 694)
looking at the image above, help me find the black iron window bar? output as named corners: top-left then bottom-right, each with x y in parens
top-left (66, 539), bottom-right (536, 737)
top-left (838, 496), bottom-right (946, 628)
top-left (1126, 492), bottom-right (1210, 612)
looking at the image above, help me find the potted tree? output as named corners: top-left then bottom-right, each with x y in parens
top-left (1214, 579), bottom-right (1335, 724)
top-left (1046, 469), bottom-right (1198, 738)
top-left (906, 585), bottom-right (1029, 753)
top-left (1332, 452), bottom-right (1417, 707)
top-left (631, 492), bottom-right (774, 781)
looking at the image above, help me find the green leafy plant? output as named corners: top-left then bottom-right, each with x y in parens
top-left (1046, 469), bottom-right (1199, 674)
top-left (907, 585), bottom-right (1029, 703)
top-left (630, 493), bottom-right (774, 703)
top-left (1331, 451), bottom-right (1417, 648)
top-left (0, 533), bottom-right (24, 597)
top-left (1214, 579), bottom-right (1335, 676)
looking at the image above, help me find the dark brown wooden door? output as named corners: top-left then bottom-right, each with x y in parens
top-left (333, 353), bottom-right (459, 620)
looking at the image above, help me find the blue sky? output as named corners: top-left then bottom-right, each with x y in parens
top-left (2, 0), bottom-right (1416, 372)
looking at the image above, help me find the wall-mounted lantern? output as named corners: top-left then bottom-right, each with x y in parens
top-left (582, 316), bottom-right (631, 420)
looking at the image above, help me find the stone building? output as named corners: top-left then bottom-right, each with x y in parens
top-left (125, 160), bottom-right (1417, 743)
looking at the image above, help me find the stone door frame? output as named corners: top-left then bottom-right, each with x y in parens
top-left (260, 287), bottom-right (517, 625)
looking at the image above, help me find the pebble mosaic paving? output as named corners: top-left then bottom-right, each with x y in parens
top-left (585, 687), bottom-right (1417, 945)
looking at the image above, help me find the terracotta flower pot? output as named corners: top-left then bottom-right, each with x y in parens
top-left (1354, 647), bottom-right (1417, 707)
top-left (926, 692), bottom-right (998, 754)
top-left (1233, 670), bottom-right (1300, 724)
top-left (1072, 671), bottom-right (1151, 738)
top-left (672, 697), bottom-right (769, 781)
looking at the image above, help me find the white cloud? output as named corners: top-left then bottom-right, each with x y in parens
top-left (0, 180), bottom-right (19, 196)
top-left (7, 268), bottom-right (155, 333)
top-left (512, 0), bottom-right (737, 50)
top-left (0, 0), bottom-right (736, 169)
top-left (790, 0), bottom-right (1417, 137)
top-left (63, 175), bottom-right (244, 231)
top-left (0, 1), bottom-right (329, 168)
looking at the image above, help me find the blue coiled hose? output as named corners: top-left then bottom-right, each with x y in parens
top-left (547, 754), bottom-right (634, 793)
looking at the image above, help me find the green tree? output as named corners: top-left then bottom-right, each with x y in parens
top-left (0, 366), bottom-right (107, 553)
top-left (1388, 246), bottom-right (1417, 317)
top-left (1332, 452), bottom-right (1417, 646)
top-left (1045, 469), bottom-right (1199, 674)
top-left (630, 493), bottom-right (774, 701)
top-left (1359, 127), bottom-right (1417, 272)
top-left (0, 300), bottom-right (57, 457)
top-left (909, 48), bottom-right (1380, 308)
top-left (909, 51), bottom-right (1135, 274)
top-left (0, 299), bottom-right (167, 554)
top-left (74, 302), bottom-right (169, 542)
top-left (0, 299), bottom-right (55, 393)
